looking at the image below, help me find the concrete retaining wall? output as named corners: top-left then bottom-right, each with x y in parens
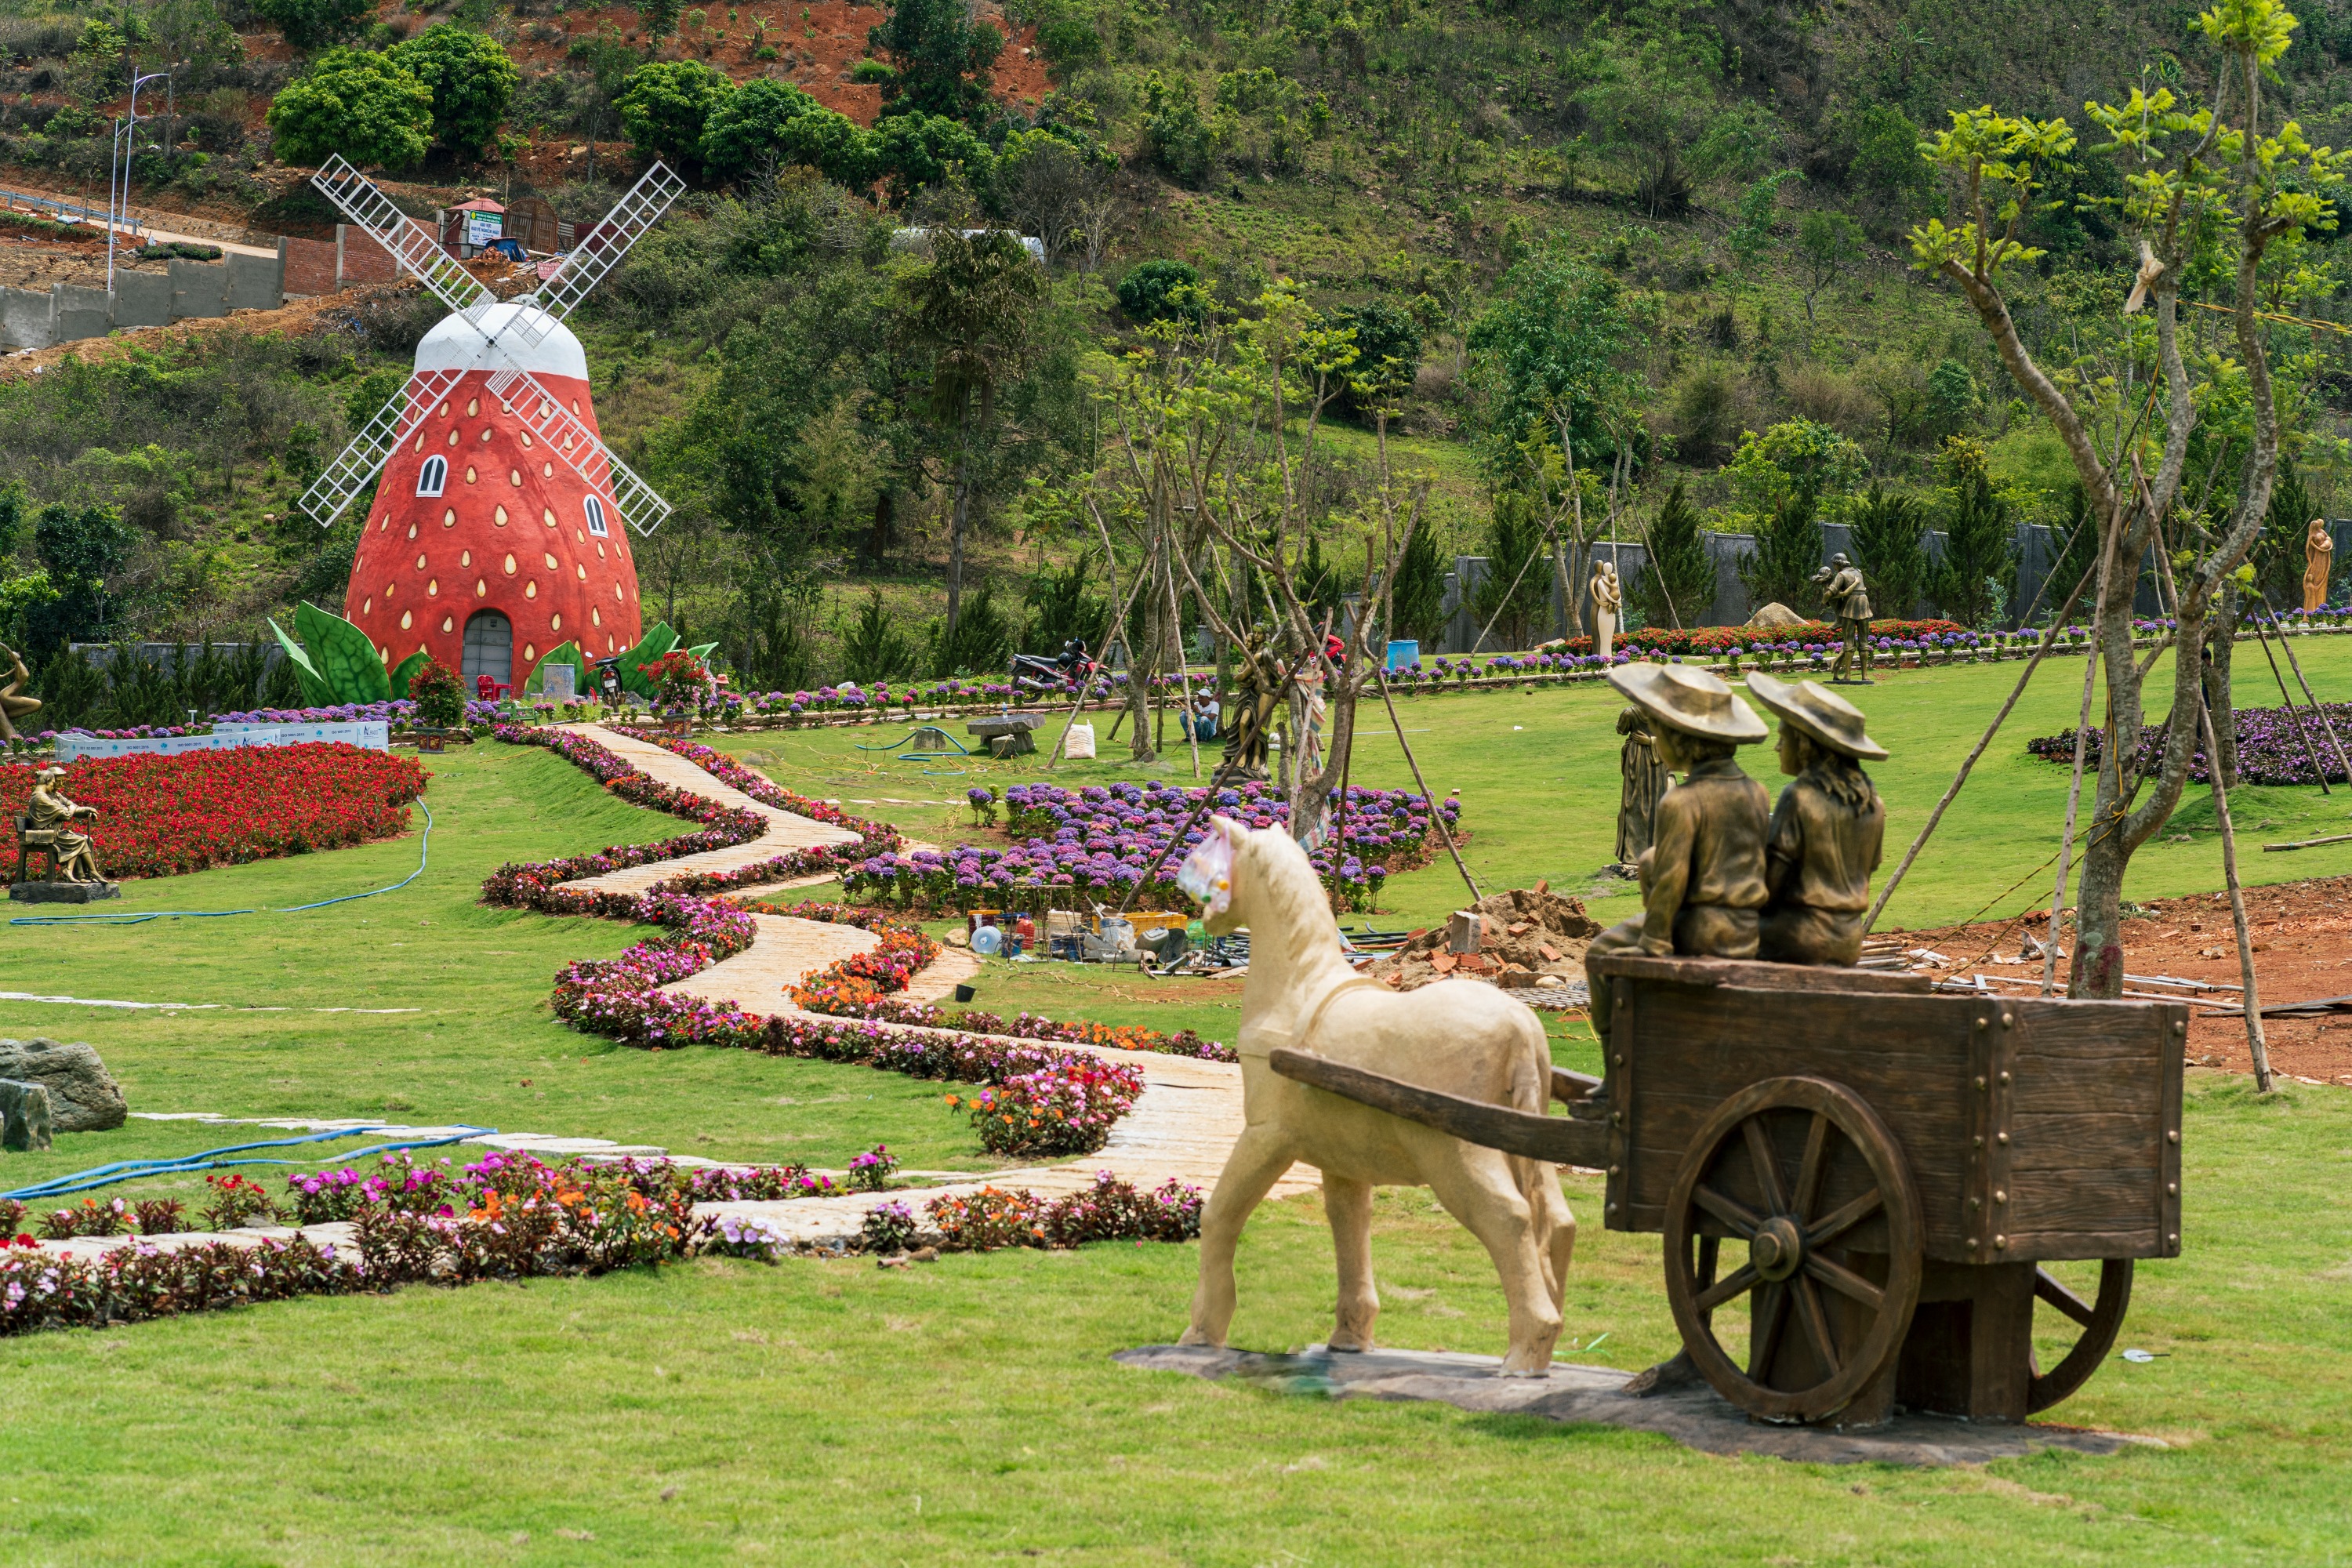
top-left (0, 248), bottom-right (286, 351)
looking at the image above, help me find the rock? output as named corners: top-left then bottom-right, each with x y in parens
top-left (1746, 601), bottom-right (1806, 630)
top-left (0, 1039), bottom-right (125, 1132)
top-left (0, 1078), bottom-right (53, 1151)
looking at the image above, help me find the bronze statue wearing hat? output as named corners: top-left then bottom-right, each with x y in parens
top-left (1586, 664), bottom-right (1770, 971)
top-left (1748, 673), bottom-right (1886, 965)
top-left (1810, 553), bottom-right (1873, 683)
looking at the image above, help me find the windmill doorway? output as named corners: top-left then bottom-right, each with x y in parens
top-left (463, 610), bottom-right (513, 689)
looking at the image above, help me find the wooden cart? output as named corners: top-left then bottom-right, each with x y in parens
top-left (1269, 953), bottom-right (2185, 1427)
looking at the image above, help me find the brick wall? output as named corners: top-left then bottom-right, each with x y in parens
top-left (339, 223), bottom-right (399, 285)
top-left (282, 235), bottom-right (336, 297)
top-left (280, 226), bottom-right (401, 296)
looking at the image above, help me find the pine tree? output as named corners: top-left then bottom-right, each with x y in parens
top-left (1737, 488), bottom-right (1824, 618)
top-left (1846, 484), bottom-right (1929, 621)
top-left (1932, 467), bottom-right (2017, 628)
top-left (1473, 492), bottom-right (1552, 650)
top-left (1388, 519), bottom-right (1450, 647)
top-left (1633, 480), bottom-right (1715, 628)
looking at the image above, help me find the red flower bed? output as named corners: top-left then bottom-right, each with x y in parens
top-left (0, 745), bottom-right (428, 880)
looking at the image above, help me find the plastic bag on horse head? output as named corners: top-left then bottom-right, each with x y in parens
top-left (1177, 818), bottom-right (1237, 918)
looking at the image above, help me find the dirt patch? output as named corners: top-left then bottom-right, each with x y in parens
top-left (1895, 874), bottom-right (2352, 1087)
top-left (1367, 884), bottom-right (1601, 993)
top-left (0, 280), bottom-right (414, 381)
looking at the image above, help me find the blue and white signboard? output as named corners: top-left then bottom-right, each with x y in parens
top-left (54, 721), bottom-right (389, 763)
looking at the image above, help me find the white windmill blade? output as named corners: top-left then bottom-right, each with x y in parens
top-left (510, 161), bottom-right (687, 348)
top-left (311, 154), bottom-right (498, 323)
top-left (484, 365), bottom-right (675, 536)
top-left (296, 366), bottom-right (467, 527)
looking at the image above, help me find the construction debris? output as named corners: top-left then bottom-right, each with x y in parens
top-left (1363, 884), bottom-right (1601, 995)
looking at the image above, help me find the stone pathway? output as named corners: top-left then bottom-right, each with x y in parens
top-left (16, 728), bottom-right (1301, 1258)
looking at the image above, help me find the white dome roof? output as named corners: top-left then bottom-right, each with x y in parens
top-left (413, 301), bottom-right (589, 383)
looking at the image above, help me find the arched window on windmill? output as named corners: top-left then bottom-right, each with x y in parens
top-left (417, 456), bottom-right (448, 497)
top-left (583, 494), bottom-right (610, 537)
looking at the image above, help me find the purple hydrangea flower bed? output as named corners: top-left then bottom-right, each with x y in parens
top-left (2028, 700), bottom-right (2352, 786)
top-left (841, 778), bottom-right (1458, 912)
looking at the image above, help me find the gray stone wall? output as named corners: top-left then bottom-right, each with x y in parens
top-left (0, 251), bottom-right (285, 352)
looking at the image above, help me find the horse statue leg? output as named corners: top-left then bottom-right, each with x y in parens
top-left (1323, 1173), bottom-right (1378, 1352)
top-left (1423, 1148), bottom-right (1565, 1374)
top-left (1181, 1123), bottom-right (1299, 1348)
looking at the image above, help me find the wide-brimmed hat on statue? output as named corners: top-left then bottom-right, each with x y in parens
top-left (34, 765), bottom-right (64, 781)
top-left (1606, 663), bottom-right (1767, 743)
top-left (1745, 671), bottom-right (1888, 760)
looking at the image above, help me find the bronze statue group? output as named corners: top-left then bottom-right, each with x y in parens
top-left (1592, 659), bottom-right (1886, 1395)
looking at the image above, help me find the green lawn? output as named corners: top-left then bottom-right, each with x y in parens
top-left (2, 661), bottom-right (2350, 1563)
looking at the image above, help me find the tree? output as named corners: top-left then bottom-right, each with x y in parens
top-left (615, 59), bottom-right (734, 169)
top-left (1795, 209), bottom-right (1864, 326)
top-left (385, 25), bottom-right (517, 155)
top-left (1906, 0), bottom-right (2350, 997)
top-left (1023, 555), bottom-right (1107, 652)
top-left (866, 0), bottom-right (1002, 122)
top-left (1474, 492), bottom-right (1552, 650)
top-left (1388, 515), bottom-right (1449, 648)
top-left (1842, 103), bottom-right (1936, 225)
top-left (254, 0), bottom-right (371, 52)
top-left (1465, 246), bottom-right (1636, 637)
top-left (893, 229), bottom-right (1043, 632)
top-left (869, 112), bottom-right (994, 205)
top-left (1632, 480), bottom-right (1714, 629)
top-left (266, 49), bottom-right (434, 170)
top-left (640, 0), bottom-right (684, 49)
top-left (701, 78), bottom-right (837, 180)
top-left (1846, 483), bottom-right (1930, 620)
top-left (1334, 300), bottom-right (1421, 420)
top-left (24, 503), bottom-right (134, 654)
top-left (1738, 488), bottom-right (1823, 617)
top-left (1724, 419), bottom-right (1868, 524)
top-left (1116, 259), bottom-right (1204, 325)
top-left (1933, 458), bottom-right (2017, 629)
top-left (996, 128), bottom-right (1115, 265)
top-left (839, 586), bottom-right (919, 681)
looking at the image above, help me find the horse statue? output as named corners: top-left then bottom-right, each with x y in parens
top-left (1175, 815), bottom-right (1576, 1374)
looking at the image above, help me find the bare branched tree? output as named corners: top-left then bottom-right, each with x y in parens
top-left (1908, 0), bottom-right (2349, 996)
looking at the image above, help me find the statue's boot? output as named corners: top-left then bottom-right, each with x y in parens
top-left (1621, 1348), bottom-right (1707, 1398)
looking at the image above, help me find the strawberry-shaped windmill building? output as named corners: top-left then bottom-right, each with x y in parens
top-left (295, 156), bottom-right (685, 693)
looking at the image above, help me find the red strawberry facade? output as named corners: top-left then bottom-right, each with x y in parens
top-left (345, 302), bottom-right (644, 691)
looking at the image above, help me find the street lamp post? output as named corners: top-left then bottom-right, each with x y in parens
top-left (107, 65), bottom-right (180, 298)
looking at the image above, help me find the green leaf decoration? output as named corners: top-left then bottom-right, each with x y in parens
top-left (615, 622), bottom-right (679, 699)
top-left (387, 651), bottom-right (430, 702)
top-left (296, 601), bottom-right (391, 705)
top-left (267, 617), bottom-right (337, 708)
top-left (524, 641), bottom-right (588, 695)
top-left (687, 642), bottom-right (718, 662)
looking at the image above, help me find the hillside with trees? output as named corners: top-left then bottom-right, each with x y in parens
top-left (2, 0), bottom-right (2351, 720)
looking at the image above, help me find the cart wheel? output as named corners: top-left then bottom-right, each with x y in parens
top-left (1663, 1075), bottom-right (1923, 1423)
top-left (2026, 1259), bottom-right (2134, 1414)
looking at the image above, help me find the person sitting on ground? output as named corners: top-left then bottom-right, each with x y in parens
top-left (1748, 673), bottom-right (1887, 967)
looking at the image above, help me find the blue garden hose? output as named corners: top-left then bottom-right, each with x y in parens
top-left (2, 1121), bottom-right (497, 1203)
top-left (9, 801), bottom-right (434, 927)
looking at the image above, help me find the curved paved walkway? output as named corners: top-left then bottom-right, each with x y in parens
top-left (550, 724), bottom-right (1313, 1243)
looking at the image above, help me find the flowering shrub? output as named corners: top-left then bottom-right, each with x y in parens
top-left (848, 1144), bottom-right (898, 1192)
top-left (201, 1174), bottom-right (280, 1230)
top-left (710, 1211), bottom-right (793, 1260)
top-left (0, 1234), bottom-right (365, 1334)
top-left (862, 1200), bottom-right (919, 1253)
top-left (843, 778), bottom-right (1452, 913)
top-left (408, 659), bottom-right (468, 730)
top-left (2029, 699), bottom-right (2352, 787)
top-left (0, 745), bottom-right (427, 880)
top-left (944, 1056), bottom-right (1143, 1156)
top-left (38, 1196), bottom-right (139, 1239)
top-left (921, 1173), bottom-right (1203, 1252)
